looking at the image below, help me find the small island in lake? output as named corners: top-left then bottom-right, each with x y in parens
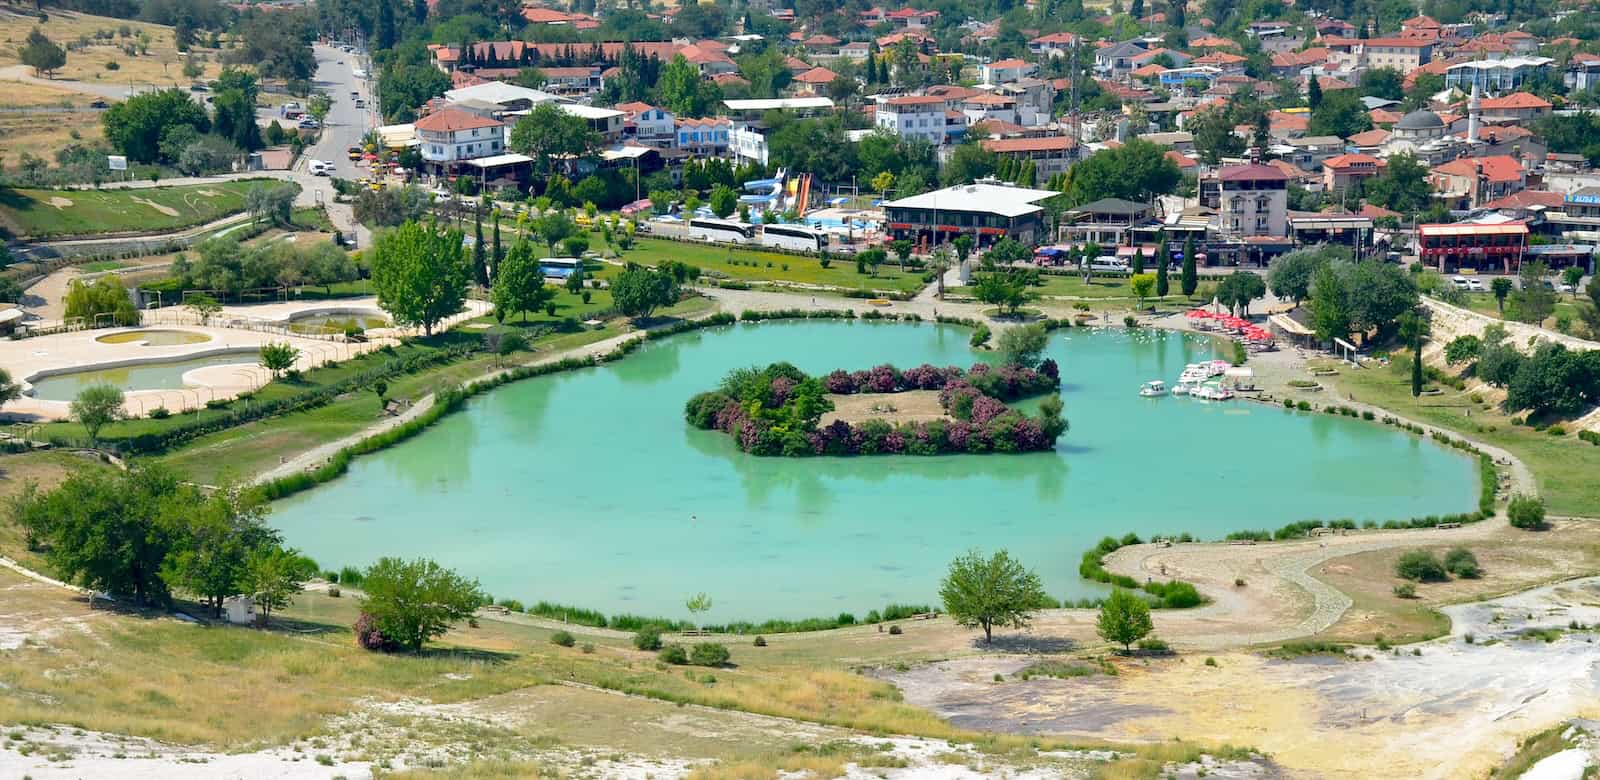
top-left (685, 359), bottom-right (1067, 456)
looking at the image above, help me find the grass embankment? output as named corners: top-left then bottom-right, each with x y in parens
top-left (1451, 290), bottom-right (1593, 334)
top-left (147, 297), bottom-right (711, 485)
top-left (1314, 357), bottom-right (1600, 516)
top-left (623, 237), bottom-right (927, 296)
top-left (0, 179), bottom-right (278, 239)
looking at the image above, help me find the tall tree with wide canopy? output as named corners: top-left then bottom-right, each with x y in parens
top-left (1064, 139), bottom-right (1181, 206)
top-left (939, 549), bottom-right (1051, 644)
top-left (102, 88), bottom-right (211, 164)
top-left (369, 221), bottom-right (471, 336)
top-left (491, 241), bottom-right (556, 322)
top-left (510, 103), bottom-right (603, 179)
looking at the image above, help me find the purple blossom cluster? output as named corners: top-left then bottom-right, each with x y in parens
top-left (824, 363), bottom-right (967, 395)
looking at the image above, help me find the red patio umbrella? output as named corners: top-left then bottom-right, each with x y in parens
top-left (1186, 309), bottom-right (1210, 318)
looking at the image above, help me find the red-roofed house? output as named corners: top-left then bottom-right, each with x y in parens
top-left (1430, 155), bottom-right (1526, 209)
top-left (884, 7), bottom-right (939, 29)
top-left (1322, 153), bottom-right (1384, 192)
top-left (1028, 32), bottom-right (1080, 58)
top-left (1189, 35), bottom-right (1239, 50)
top-left (981, 134), bottom-right (1077, 178)
top-left (1347, 128), bottom-right (1391, 151)
top-left (792, 66), bottom-right (840, 95)
top-left (1479, 92), bottom-right (1552, 123)
top-left (415, 109), bottom-right (506, 171)
top-left (679, 43), bottom-right (738, 75)
top-left (1369, 107), bottom-right (1402, 125)
top-left (616, 102), bottom-right (675, 146)
top-left (981, 58), bottom-right (1037, 85)
top-left (1165, 149), bottom-right (1197, 170)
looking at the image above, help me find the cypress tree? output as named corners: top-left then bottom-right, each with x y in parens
top-left (1132, 247), bottom-right (1145, 274)
top-left (1155, 232), bottom-right (1170, 298)
top-left (1181, 233), bottom-right (1197, 297)
top-left (492, 210), bottom-right (503, 279)
top-left (472, 209), bottom-right (488, 286)
top-left (1307, 75), bottom-right (1323, 110)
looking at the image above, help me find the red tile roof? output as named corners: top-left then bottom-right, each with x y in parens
top-left (1218, 163), bottom-right (1289, 181)
top-left (1480, 92), bottom-right (1552, 110)
top-left (414, 108), bottom-right (503, 133)
top-left (1323, 153), bottom-right (1383, 169)
top-left (1432, 155), bottom-right (1524, 183)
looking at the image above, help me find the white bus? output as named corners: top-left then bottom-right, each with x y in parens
top-left (537, 257), bottom-right (582, 279)
top-left (759, 223), bottom-right (830, 252)
top-left (687, 218), bottom-right (755, 244)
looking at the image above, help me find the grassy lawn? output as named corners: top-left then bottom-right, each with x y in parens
top-left (622, 237), bottom-right (926, 295)
top-left (150, 296), bottom-right (712, 484)
top-left (1314, 357), bottom-right (1600, 516)
top-left (1450, 291), bottom-right (1592, 334)
top-left (0, 179), bottom-right (278, 239)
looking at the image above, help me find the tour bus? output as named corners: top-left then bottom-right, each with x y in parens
top-left (537, 257), bottom-right (583, 279)
top-left (759, 223), bottom-right (830, 252)
top-left (687, 218), bottom-right (755, 244)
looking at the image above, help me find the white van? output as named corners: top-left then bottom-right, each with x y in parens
top-left (1087, 255), bottom-right (1129, 273)
top-left (308, 160), bottom-right (333, 176)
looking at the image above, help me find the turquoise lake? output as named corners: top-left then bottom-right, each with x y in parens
top-left (270, 321), bottom-right (1478, 622)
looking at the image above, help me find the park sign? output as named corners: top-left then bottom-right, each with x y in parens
top-left (107, 155), bottom-right (127, 171)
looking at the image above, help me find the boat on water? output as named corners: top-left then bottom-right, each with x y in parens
top-left (1179, 364), bottom-right (1211, 383)
top-left (1190, 382), bottom-right (1235, 401)
top-left (1170, 381), bottom-right (1193, 396)
top-left (1207, 360), bottom-right (1231, 376)
top-left (1139, 380), bottom-right (1167, 397)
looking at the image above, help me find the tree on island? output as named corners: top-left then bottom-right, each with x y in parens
top-left (71, 384), bottom-right (124, 445)
top-left (357, 557), bottom-right (484, 652)
top-left (611, 265), bottom-right (680, 320)
top-left (997, 323), bottom-right (1049, 368)
top-left (1097, 588), bottom-right (1154, 652)
top-left (939, 549), bottom-right (1051, 644)
top-left (369, 221), bottom-right (470, 336)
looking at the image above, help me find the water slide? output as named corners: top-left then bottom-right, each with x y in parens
top-left (739, 168), bottom-right (786, 207)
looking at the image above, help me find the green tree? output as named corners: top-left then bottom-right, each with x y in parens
top-left (1511, 260), bottom-right (1556, 324)
top-left (938, 549), bottom-right (1051, 644)
top-left (471, 209), bottom-right (488, 287)
top-left (369, 221), bottom-right (471, 336)
top-left (1181, 234), bottom-right (1197, 297)
top-left (889, 239), bottom-right (914, 271)
top-left (952, 234), bottom-right (975, 266)
top-left (997, 323), bottom-right (1049, 368)
top-left (656, 54), bottom-right (720, 117)
top-left (1364, 153), bottom-right (1431, 214)
top-left (1360, 66), bottom-right (1404, 101)
top-left (491, 241), bottom-right (555, 323)
top-left (1215, 270), bottom-right (1266, 315)
top-left (19, 28), bottom-right (66, 78)
top-left (1130, 272), bottom-right (1156, 308)
top-left (1308, 88), bottom-right (1372, 139)
top-left (1096, 588), bottom-right (1154, 652)
top-left (685, 591), bottom-right (713, 629)
top-left (244, 183), bottom-right (296, 227)
top-left (1562, 265), bottom-right (1584, 295)
top-left (1270, 247), bottom-right (1338, 305)
top-left (1188, 106), bottom-right (1245, 164)
top-left (1507, 494), bottom-right (1546, 530)
top-left (243, 545), bottom-right (317, 624)
top-left (358, 557), bottom-right (484, 652)
top-left (534, 211), bottom-right (575, 253)
top-left (1398, 310), bottom-right (1427, 397)
top-left (1065, 139), bottom-right (1182, 206)
top-left (509, 103), bottom-right (603, 179)
top-left (611, 266), bottom-right (679, 320)
top-left (259, 342), bottom-right (300, 379)
top-left (709, 184), bottom-right (738, 218)
top-left (1155, 238), bottom-right (1170, 298)
top-left (70, 384), bottom-right (124, 445)
top-left (307, 92), bottom-right (332, 125)
top-left (1309, 263), bottom-right (1350, 342)
top-left (972, 269), bottom-right (1030, 315)
top-left (10, 467), bottom-right (188, 605)
top-left (1307, 74), bottom-right (1323, 110)
top-left (102, 88), bottom-right (210, 163)
top-left (185, 293), bottom-right (221, 324)
top-left (160, 487), bottom-right (276, 617)
top-left (0, 368), bottom-right (20, 408)
top-left (1131, 247), bottom-right (1145, 275)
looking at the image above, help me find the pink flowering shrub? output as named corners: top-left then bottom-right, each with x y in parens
top-left (825, 370), bottom-right (857, 394)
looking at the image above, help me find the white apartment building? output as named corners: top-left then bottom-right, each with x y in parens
top-left (415, 108), bottom-right (507, 166)
top-left (875, 94), bottom-right (948, 145)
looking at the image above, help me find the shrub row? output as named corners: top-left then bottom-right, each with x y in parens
top-left (1077, 535), bottom-right (1205, 609)
top-left (1579, 430), bottom-right (1600, 446)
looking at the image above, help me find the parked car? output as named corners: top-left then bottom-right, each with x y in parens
top-left (89, 99), bottom-right (108, 109)
top-left (297, 118), bottom-right (320, 129)
top-left (308, 160), bottom-right (335, 175)
top-left (1451, 275), bottom-right (1468, 288)
top-left (189, 82), bottom-right (208, 92)
top-left (1467, 278), bottom-right (1484, 291)
top-left (347, 146), bottom-right (363, 160)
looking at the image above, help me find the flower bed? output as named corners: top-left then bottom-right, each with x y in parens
top-left (685, 360), bottom-right (1067, 456)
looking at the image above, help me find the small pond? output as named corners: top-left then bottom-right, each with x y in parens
top-left (287, 313), bottom-right (390, 335)
top-left (29, 351), bottom-right (261, 401)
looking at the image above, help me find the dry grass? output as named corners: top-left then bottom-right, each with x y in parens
top-left (0, 79), bottom-right (90, 106)
top-left (820, 390), bottom-right (948, 426)
top-left (0, 450), bottom-right (111, 572)
top-left (0, 108), bottom-right (103, 161)
top-left (1311, 520), bottom-right (1600, 643)
top-left (0, 9), bottom-right (224, 88)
